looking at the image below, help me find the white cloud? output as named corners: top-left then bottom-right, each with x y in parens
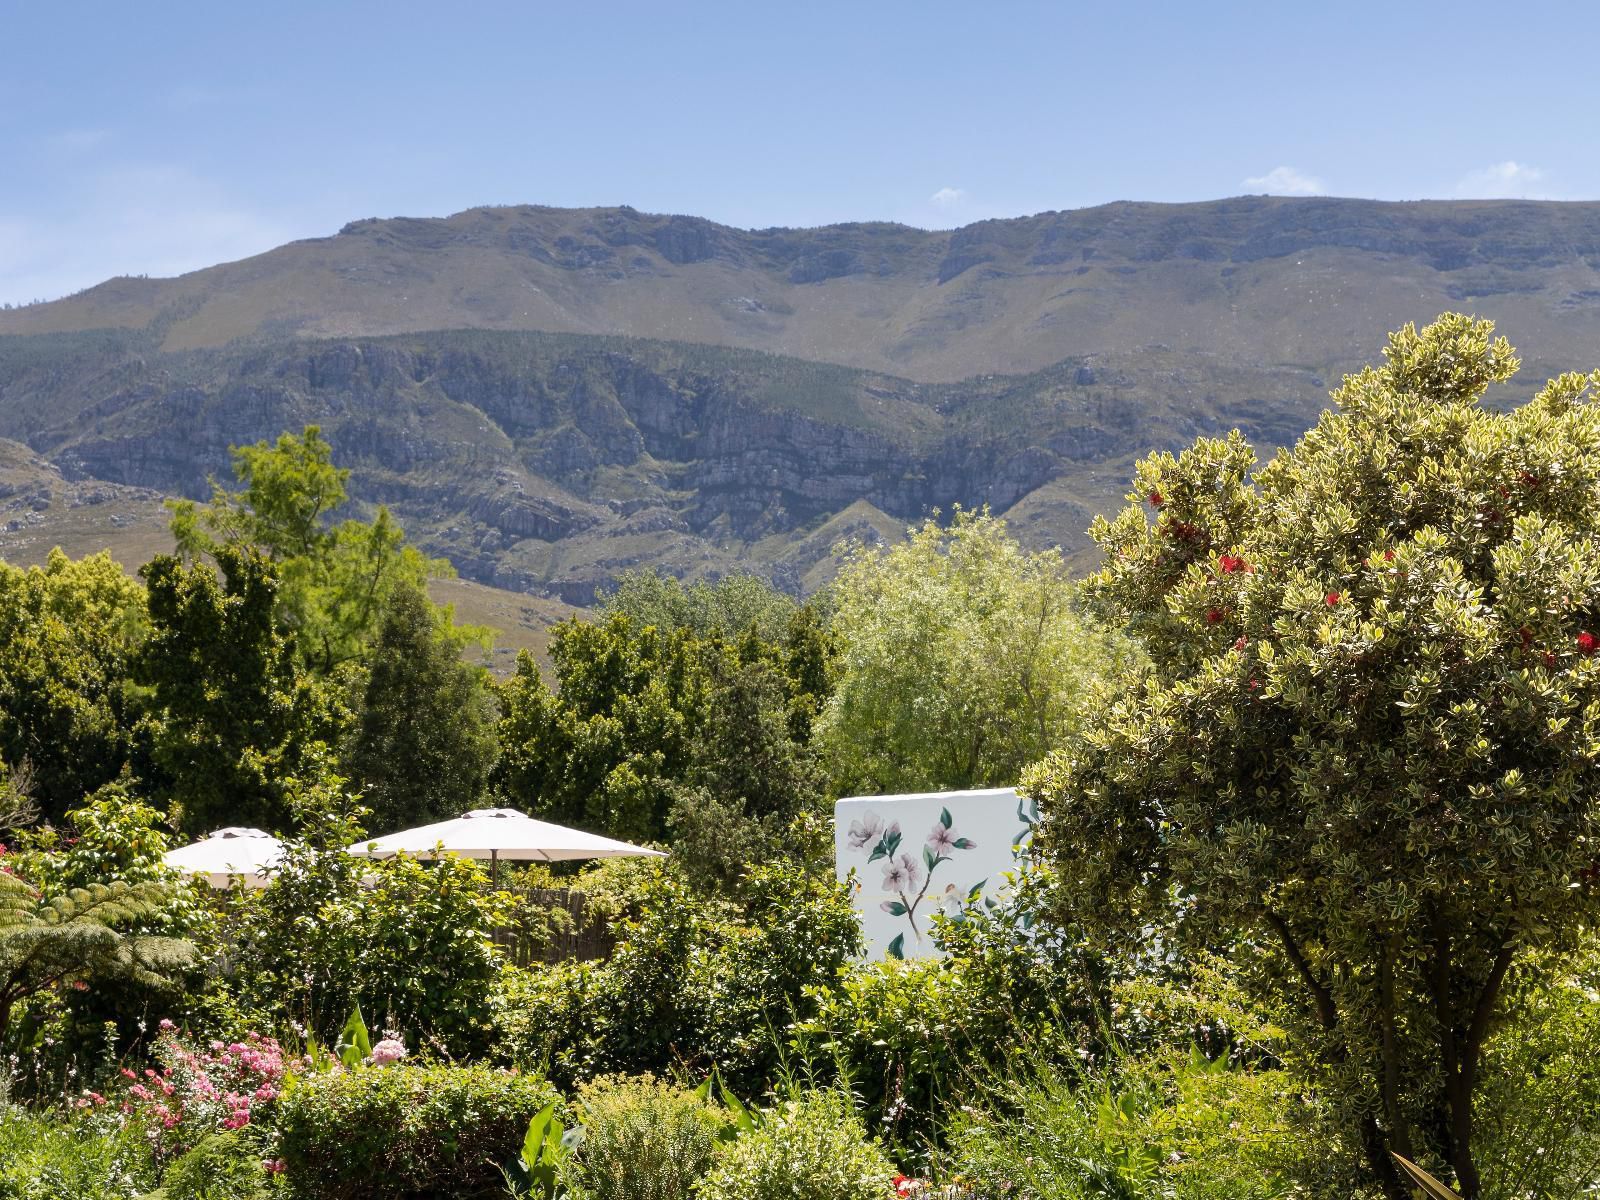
top-left (1242, 166), bottom-right (1327, 197)
top-left (0, 164), bottom-right (297, 305)
top-left (929, 186), bottom-right (967, 207)
top-left (1454, 160), bottom-right (1552, 199)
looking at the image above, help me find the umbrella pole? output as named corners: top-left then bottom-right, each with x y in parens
top-left (491, 848), bottom-right (499, 884)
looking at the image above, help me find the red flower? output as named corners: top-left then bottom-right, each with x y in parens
top-left (1233, 636), bottom-right (1248, 651)
top-left (1206, 607), bottom-right (1224, 625)
top-left (1544, 651), bottom-right (1558, 668)
top-left (1579, 631), bottom-right (1597, 656)
top-left (1519, 626), bottom-right (1535, 648)
top-left (1148, 490), bottom-right (1165, 509)
top-left (1383, 549), bottom-right (1396, 562)
top-left (1218, 553), bottom-right (1247, 575)
top-left (1248, 678), bottom-right (1261, 691)
top-left (1325, 592), bottom-right (1341, 606)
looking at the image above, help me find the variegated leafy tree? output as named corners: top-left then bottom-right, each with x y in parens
top-left (1027, 315), bottom-right (1600, 1200)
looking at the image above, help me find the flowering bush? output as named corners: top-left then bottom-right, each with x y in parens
top-left (117, 1022), bottom-right (290, 1160)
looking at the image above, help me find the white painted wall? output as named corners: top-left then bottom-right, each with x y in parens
top-left (834, 786), bottom-right (1034, 959)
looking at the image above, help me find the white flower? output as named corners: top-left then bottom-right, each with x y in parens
top-left (926, 824), bottom-right (957, 855)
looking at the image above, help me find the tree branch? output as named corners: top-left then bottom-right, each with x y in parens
top-left (1263, 908), bottom-right (1338, 1030)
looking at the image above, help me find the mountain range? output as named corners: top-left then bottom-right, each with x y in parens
top-left (3, 195), bottom-right (1599, 617)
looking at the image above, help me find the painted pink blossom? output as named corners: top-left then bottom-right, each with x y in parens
top-left (846, 812), bottom-right (885, 850)
top-left (926, 824), bottom-right (958, 855)
top-left (882, 851), bottom-right (922, 893)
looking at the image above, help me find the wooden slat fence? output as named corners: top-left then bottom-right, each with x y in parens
top-left (492, 887), bottom-right (615, 966)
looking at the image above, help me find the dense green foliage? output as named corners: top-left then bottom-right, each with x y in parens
top-left (228, 811), bottom-right (507, 1054)
top-left (140, 547), bottom-right (340, 835)
top-left (0, 872), bottom-right (193, 1052)
top-left (0, 1107), bottom-right (157, 1199)
top-left (818, 507), bottom-right (1133, 794)
top-left (1031, 314), bottom-right (1600, 1198)
top-left (949, 1050), bottom-right (1307, 1200)
top-left (493, 580), bottom-right (831, 885)
top-left (0, 550), bottom-right (146, 823)
top-left (494, 861), bottom-right (860, 1093)
top-left (275, 1062), bottom-right (559, 1200)
top-left (695, 1089), bottom-right (895, 1200)
top-left (341, 583), bottom-right (499, 831)
top-left (170, 425), bottom-right (451, 672)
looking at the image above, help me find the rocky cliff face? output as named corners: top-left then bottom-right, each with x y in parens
top-left (4, 196), bottom-right (1593, 599)
top-left (0, 330), bottom-right (1327, 601)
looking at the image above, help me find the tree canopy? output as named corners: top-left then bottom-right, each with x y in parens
top-left (817, 508), bottom-right (1132, 795)
top-left (170, 425), bottom-right (452, 672)
top-left (1028, 314), bottom-right (1600, 1199)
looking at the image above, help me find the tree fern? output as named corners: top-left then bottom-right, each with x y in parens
top-left (0, 873), bottom-right (195, 1042)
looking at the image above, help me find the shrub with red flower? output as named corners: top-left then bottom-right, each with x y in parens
top-left (118, 1024), bottom-right (292, 1159)
top-left (1579, 631), bottom-right (1597, 656)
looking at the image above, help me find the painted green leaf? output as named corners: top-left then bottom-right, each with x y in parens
top-left (940, 806), bottom-right (953, 829)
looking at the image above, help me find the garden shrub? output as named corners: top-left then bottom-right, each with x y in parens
top-left (696, 1088), bottom-right (895, 1200)
top-left (559, 1073), bottom-right (723, 1200)
top-left (226, 799), bottom-right (509, 1056)
top-left (0, 1104), bottom-right (156, 1200)
top-left (274, 1062), bottom-right (559, 1200)
top-left (949, 1050), bottom-right (1306, 1200)
top-left (116, 1024), bottom-right (289, 1162)
top-left (798, 864), bottom-right (1099, 1154)
top-left (493, 861), bottom-right (857, 1092)
top-left (1474, 938), bottom-right (1600, 1200)
top-left (149, 1130), bottom-right (275, 1200)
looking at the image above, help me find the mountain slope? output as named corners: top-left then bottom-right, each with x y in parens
top-left (5, 197), bottom-right (1599, 383)
top-left (0, 329), bottom-right (1329, 600)
top-left (2, 196), bottom-right (1597, 603)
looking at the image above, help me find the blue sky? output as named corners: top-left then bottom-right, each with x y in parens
top-left (3, 0), bottom-right (1597, 305)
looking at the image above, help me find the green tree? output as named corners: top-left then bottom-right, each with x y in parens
top-left (666, 653), bottom-right (826, 892)
top-left (340, 583), bottom-right (500, 831)
top-left (1028, 315), bottom-right (1600, 1199)
top-left (0, 549), bottom-right (147, 821)
top-left (495, 613), bottom-right (710, 842)
top-left (139, 548), bottom-right (340, 835)
top-left (599, 569), bottom-right (798, 644)
top-left (170, 425), bottom-right (451, 672)
top-left (817, 507), bottom-right (1131, 794)
top-left (0, 872), bottom-right (194, 1051)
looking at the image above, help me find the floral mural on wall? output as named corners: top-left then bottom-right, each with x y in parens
top-left (836, 787), bottom-right (1039, 960)
top-left (846, 806), bottom-right (976, 957)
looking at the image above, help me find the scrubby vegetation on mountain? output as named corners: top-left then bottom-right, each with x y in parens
top-left (9, 197), bottom-right (1600, 605)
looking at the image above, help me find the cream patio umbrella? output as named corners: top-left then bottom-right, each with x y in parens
top-left (345, 807), bottom-right (666, 877)
top-left (164, 827), bottom-right (285, 889)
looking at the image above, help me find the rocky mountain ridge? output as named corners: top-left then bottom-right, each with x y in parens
top-left (2, 197), bottom-right (1597, 601)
